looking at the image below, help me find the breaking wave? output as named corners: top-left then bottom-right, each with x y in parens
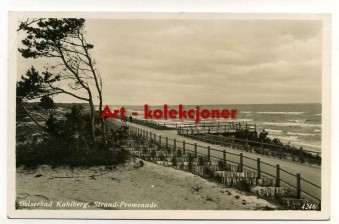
top-left (256, 111), bottom-right (305, 115)
top-left (287, 132), bottom-right (320, 137)
top-left (286, 119), bottom-right (308, 123)
top-left (263, 122), bottom-right (321, 128)
top-left (265, 129), bottom-right (283, 134)
top-left (239, 111), bottom-right (252, 114)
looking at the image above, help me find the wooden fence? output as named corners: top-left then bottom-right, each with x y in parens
top-left (130, 117), bottom-right (256, 133)
top-left (177, 122), bottom-right (256, 134)
top-left (119, 123), bottom-right (321, 205)
top-left (178, 133), bottom-right (321, 166)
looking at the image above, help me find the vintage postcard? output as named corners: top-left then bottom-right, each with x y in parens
top-left (8, 12), bottom-right (331, 219)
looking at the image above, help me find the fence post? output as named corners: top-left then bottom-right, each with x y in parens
top-left (183, 140), bottom-right (186, 155)
top-left (146, 131), bottom-right (148, 140)
top-left (276, 164), bottom-right (280, 187)
top-left (232, 137), bottom-right (235, 149)
top-left (174, 138), bottom-right (176, 155)
top-left (194, 143), bottom-right (197, 158)
top-left (150, 132), bottom-right (152, 141)
top-left (207, 146), bottom-right (210, 162)
top-left (188, 153), bottom-right (192, 171)
top-left (245, 138), bottom-right (248, 150)
top-left (261, 140), bottom-right (264, 150)
top-left (223, 150), bottom-right (226, 166)
top-left (159, 135), bottom-right (162, 146)
top-left (257, 158), bottom-right (261, 179)
top-left (296, 173), bottom-right (301, 199)
top-left (154, 133), bottom-right (156, 142)
top-left (239, 153), bottom-right (243, 172)
top-left (208, 126), bottom-right (211, 134)
top-left (299, 147), bottom-right (303, 161)
top-left (166, 137), bottom-right (168, 149)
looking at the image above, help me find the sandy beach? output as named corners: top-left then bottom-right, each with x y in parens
top-left (16, 160), bottom-right (277, 210)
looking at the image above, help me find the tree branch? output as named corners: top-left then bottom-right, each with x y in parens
top-left (19, 101), bottom-right (46, 131)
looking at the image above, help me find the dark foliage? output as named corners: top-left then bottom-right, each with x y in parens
top-left (16, 137), bottom-right (129, 167)
top-left (16, 67), bottom-right (46, 102)
top-left (39, 95), bottom-right (55, 110)
top-left (17, 105), bottom-right (130, 167)
top-left (235, 180), bottom-right (252, 192)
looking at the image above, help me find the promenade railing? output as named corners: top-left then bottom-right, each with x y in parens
top-left (121, 123), bottom-right (321, 204)
top-left (177, 131), bottom-right (321, 166)
top-left (130, 117), bottom-right (256, 132)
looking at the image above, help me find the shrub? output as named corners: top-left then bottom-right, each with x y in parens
top-left (16, 137), bottom-right (130, 167)
top-left (198, 156), bottom-right (204, 166)
top-left (159, 153), bottom-right (165, 161)
top-left (150, 150), bottom-right (156, 158)
top-left (236, 180), bottom-right (252, 192)
top-left (172, 156), bottom-right (177, 166)
top-left (204, 166), bottom-right (214, 177)
top-left (218, 160), bottom-right (224, 170)
top-left (176, 149), bottom-right (182, 157)
top-left (142, 146), bottom-right (148, 154)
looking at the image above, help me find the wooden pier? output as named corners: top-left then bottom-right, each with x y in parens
top-left (177, 122), bottom-right (257, 135)
top-left (129, 116), bottom-right (257, 135)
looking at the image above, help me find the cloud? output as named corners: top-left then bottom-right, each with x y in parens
top-left (17, 19), bottom-right (322, 105)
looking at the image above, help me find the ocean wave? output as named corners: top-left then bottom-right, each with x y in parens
top-left (126, 110), bottom-right (144, 115)
top-left (263, 122), bottom-right (321, 128)
top-left (314, 114), bottom-right (322, 116)
top-left (286, 119), bottom-right (308, 123)
top-left (265, 129), bottom-right (283, 133)
top-left (314, 129), bottom-right (322, 132)
top-left (212, 118), bottom-right (253, 123)
top-left (269, 135), bottom-right (298, 141)
top-left (256, 112), bottom-right (304, 115)
top-left (230, 118), bottom-right (254, 122)
top-left (287, 132), bottom-right (320, 137)
top-left (239, 111), bottom-right (252, 114)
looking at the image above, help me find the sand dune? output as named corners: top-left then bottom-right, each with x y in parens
top-left (16, 160), bottom-right (277, 210)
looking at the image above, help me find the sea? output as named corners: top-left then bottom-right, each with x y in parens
top-left (110, 104), bottom-right (322, 153)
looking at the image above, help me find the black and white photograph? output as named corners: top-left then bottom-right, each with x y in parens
top-left (7, 12), bottom-right (331, 220)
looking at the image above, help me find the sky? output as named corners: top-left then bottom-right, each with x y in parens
top-left (16, 18), bottom-right (323, 105)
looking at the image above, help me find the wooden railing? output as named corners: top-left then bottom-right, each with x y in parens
top-left (178, 133), bottom-right (321, 166)
top-left (178, 122), bottom-right (256, 134)
top-left (116, 122), bottom-right (321, 204)
top-left (129, 116), bottom-right (256, 133)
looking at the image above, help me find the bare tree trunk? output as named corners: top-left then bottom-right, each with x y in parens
top-left (80, 33), bottom-right (107, 146)
top-left (19, 101), bottom-right (46, 131)
top-left (88, 96), bottom-right (97, 147)
top-left (99, 100), bottom-right (107, 146)
top-left (101, 120), bottom-right (107, 145)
